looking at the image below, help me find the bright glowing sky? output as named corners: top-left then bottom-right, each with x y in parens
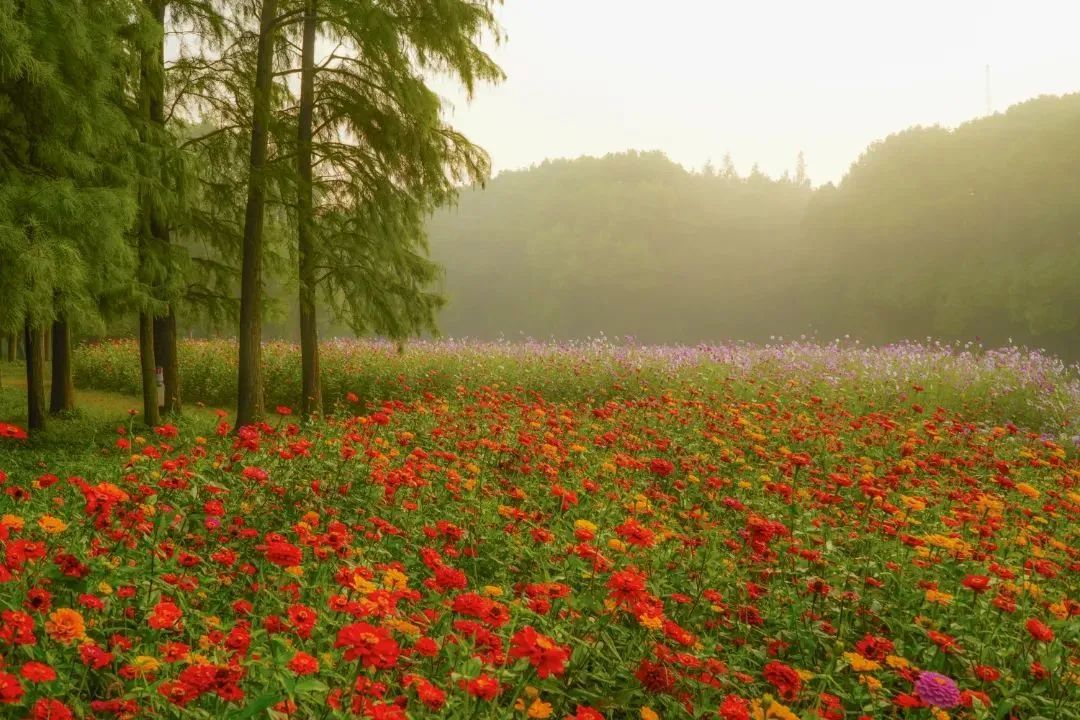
top-left (436, 0), bottom-right (1080, 183)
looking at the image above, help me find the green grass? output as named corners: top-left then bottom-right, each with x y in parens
top-left (0, 360), bottom-right (222, 473)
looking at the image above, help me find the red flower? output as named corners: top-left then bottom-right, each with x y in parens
top-left (718, 694), bottom-right (750, 720)
top-left (607, 567), bottom-right (648, 606)
top-left (405, 675), bottom-right (446, 710)
top-left (0, 672), bottom-right (23, 703)
top-left (148, 601), bottom-right (184, 631)
top-left (509, 625), bottom-right (571, 679)
top-left (20, 661), bottom-right (56, 683)
top-left (30, 699), bottom-right (72, 720)
top-left (287, 652), bottom-right (319, 676)
top-left (335, 622), bottom-right (400, 669)
top-left (0, 423), bottom-right (28, 440)
top-left (413, 637), bottom-right (439, 657)
top-left (635, 659), bottom-right (675, 693)
top-left (961, 575), bottom-right (990, 593)
top-left (287, 604), bottom-right (317, 639)
top-left (854, 634), bottom-right (894, 662)
top-left (615, 519), bottom-right (656, 548)
top-left (260, 538), bottom-right (303, 568)
top-left (649, 458), bottom-right (675, 477)
top-left (973, 665), bottom-right (1000, 682)
top-left (462, 673), bottom-right (501, 700)
top-left (569, 707), bottom-right (605, 720)
top-left (763, 660), bottom-right (801, 701)
top-left (158, 679), bottom-right (200, 707)
top-left (1025, 618), bottom-right (1054, 642)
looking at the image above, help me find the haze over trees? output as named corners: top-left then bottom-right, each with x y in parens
top-left (429, 94), bottom-right (1080, 359)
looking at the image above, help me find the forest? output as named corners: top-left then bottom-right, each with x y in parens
top-left (429, 93), bottom-right (1080, 358)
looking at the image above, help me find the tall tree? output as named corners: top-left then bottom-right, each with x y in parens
top-left (289, 0), bottom-right (503, 416)
top-left (295, 0), bottom-right (319, 415)
top-left (235, 0), bottom-right (280, 428)
top-left (136, 0), bottom-right (227, 417)
top-left (0, 0), bottom-right (138, 430)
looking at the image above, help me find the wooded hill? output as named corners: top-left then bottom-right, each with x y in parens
top-left (428, 94), bottom-right (1080, 358)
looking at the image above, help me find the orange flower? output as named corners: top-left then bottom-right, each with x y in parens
top-left (45, 609), bottom-right (86, 645)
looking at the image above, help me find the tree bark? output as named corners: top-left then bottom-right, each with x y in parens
top-left (49, 317), bottom-right (75, 414)
top-left (154, 308), bottom-right (180, 413)
top-left (147, 0), bottom-right (180, 415)
top-left (297, 0), bottom-right (321, 417)
top-left (42, 326), bottom-right (50, 362)
top-left (235, 0), bottom-right (279, 430)
top-left (139, 312), bottom-right (160, 427)
top-left (24, 323), bottom-right (45, 431)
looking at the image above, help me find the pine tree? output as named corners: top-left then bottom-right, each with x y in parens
top-left (133, 1), bottom-right (227, 421)
top-left (235, 0), bottom-right (281, 428)
top-left (288, 0), bottom-right (504, 416)
top-left (0, 0), bottom-right (138, 430)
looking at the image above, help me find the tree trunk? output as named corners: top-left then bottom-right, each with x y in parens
top-left (235, 0), bottom-right (278, 430)
top-left (154, 308), bottom-right (180, 414)
top-left (147, 0), bottom-right (180, 415)
top-left (297, 0), bottom-right (321, 417)
top-left (139, 312), bottom-right (160, 427)
top-left (24, 323), bottom-right (45, 431)
top-left (42, 326), bottom-right (50, 362)
top-left (49, 317), bottom-right (75, 414)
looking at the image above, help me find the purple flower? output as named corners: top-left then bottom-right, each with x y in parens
top-left (914, 671), bottom-right (961, 708)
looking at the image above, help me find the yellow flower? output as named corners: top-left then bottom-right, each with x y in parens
top-left (607, 538), bottom-right (626, 552)
top-left (350, 575), bottom-right (376, 594)
top-left (901, 495), bottom-right (927, 511)
top-left (885, 655), bottom-right (911, 670)
top-left (1, 514), bottom-right (25, 531)
top-left (640, 708), bottom-right (660, 720)
top-left (382, 568), bottom-right (409, 590)
top-left (482, 585), bottom-right (503, 597)
top-left (526, 699), bottom-right (552, 719)
top-left (574, 519), bottom-right (597, 534)
top-left (386, 619), bottom-right (421, 637)
top-left (638, 614), bottom-right (664, 631)
top-left (1015, 483), bottom-right (1040, 499)
top-left (45, 608), bottom-right (86, 645)
top-left (1049, 600), bottom-right (1068, 620)
top-left (751, 700), bottom-right (799, 720)
top-left (37, 515), bottom-right (67, 534)
top-left (97, 582), bottom-right (113, 595)
top-left (131, 656), bottom-right (160, 676)
top-left (860, 674), bottom-right (883, 693)
top-left (925, 589), bottom-right (953, 606)
top-left (844, 652), bottom-right (881, 672)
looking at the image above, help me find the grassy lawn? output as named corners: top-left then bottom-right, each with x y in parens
top-left (0, 361), bottom-right (224, 469)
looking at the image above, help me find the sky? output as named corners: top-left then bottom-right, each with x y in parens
top-left (435, 0), bottom-right (1080, 184)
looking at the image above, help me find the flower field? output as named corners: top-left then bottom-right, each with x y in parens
top-left (1, 341), bottom-right (1079, 719)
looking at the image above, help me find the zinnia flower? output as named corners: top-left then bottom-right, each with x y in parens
top-left (1025, 618), bottom-right (1054, 642)
top-left (914, 672), bottom-right (960, 708)
top-left (762, 660), bottom-right (801, 701)
top-left (44, 609), bottom-right (85, 645)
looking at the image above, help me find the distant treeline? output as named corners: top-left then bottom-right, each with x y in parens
top-left (428, 94), bottom-right (1080, 358)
